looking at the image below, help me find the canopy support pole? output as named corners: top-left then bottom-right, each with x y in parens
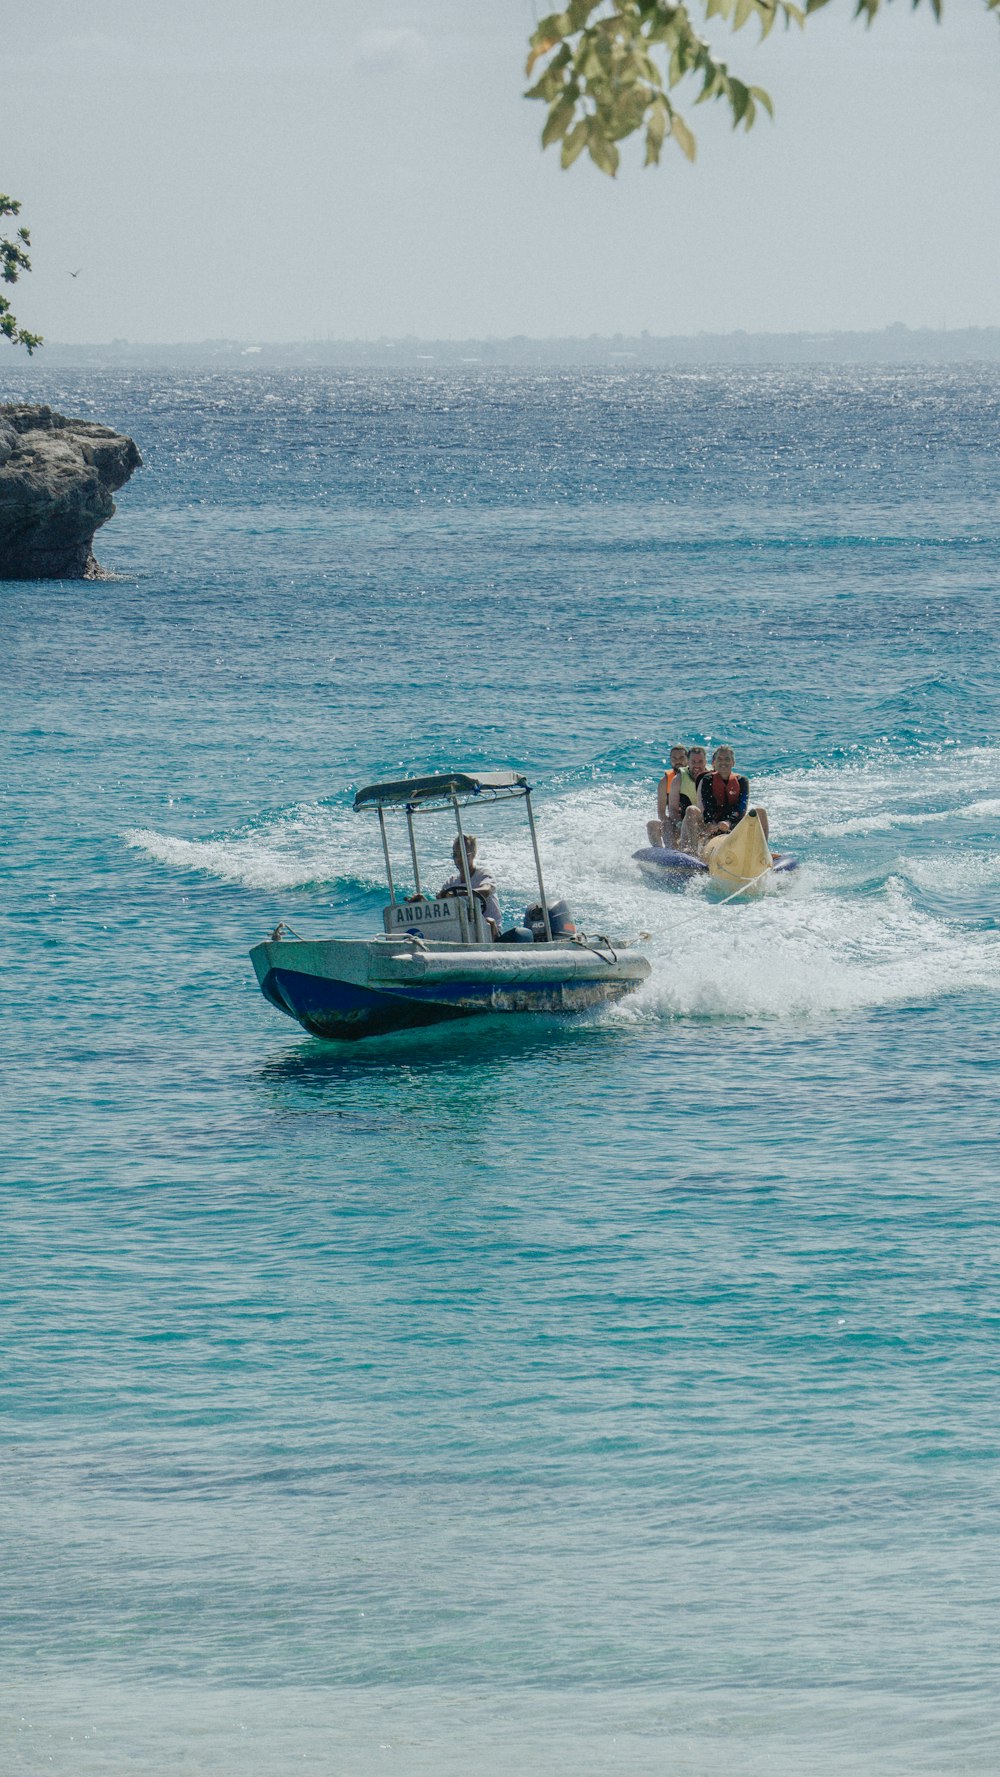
top-left (405, 806), bottom-right (422, 897)
top-left (524, 790), bottom-right (552, 941)
top-left (378, 806), bottom-right (396, 904)
top-left (451, 795), bottom-right (481, 943)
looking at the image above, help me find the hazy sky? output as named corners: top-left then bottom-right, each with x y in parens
top-left (6, 0), bottom-right (1000, 341)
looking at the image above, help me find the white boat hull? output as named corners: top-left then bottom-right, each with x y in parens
top-left (251, 935), bottom-right (651, 1041)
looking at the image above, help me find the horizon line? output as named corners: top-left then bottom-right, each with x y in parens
top-left (16, 322), bottom-right (1000, 351)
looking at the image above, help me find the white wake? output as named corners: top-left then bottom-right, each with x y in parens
top-left (125, 743), bottom-right (1000, 1022)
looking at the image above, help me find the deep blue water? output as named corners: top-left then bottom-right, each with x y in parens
top-left (2, 364), bottom-right (999, 1775)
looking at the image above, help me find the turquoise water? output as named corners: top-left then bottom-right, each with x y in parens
top-left (3, 365), bottom-right (999, 1774)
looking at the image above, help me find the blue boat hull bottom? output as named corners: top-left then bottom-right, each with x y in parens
top-left (259, 966), bottom-right (474, 1039)
top-left (259, 966), bottom-right (635, 1040)
top-left (252, 936), bottom-right (651, 1042)
top-left (633, 844), bottom-right (799, 885)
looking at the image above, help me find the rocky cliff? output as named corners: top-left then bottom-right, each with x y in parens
top-left (0, 404), bottom-right (141, 579)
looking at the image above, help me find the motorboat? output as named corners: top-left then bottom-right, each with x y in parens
top-left (634, 812), bottom-right (798, 894)
top-left (251, 769), bottom-right (650, 1040)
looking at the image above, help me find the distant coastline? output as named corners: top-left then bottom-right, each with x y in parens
top-left (12, 324), bottom-right (1000, 370)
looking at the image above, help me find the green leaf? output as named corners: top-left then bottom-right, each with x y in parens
top-left (542, 96), bottom-right (577, 146)
top-left (645, 98), bottom-right (668, 154)
top-left (587, 124), bottom-right (620, 175)
top-left (729, 77), bottom-right (751, 123)
top-left (561, 120), bottom-right (589, 166)
top-left (567, 0), bottom-right (597, 28)
top-left (671, 111), bottom-right (697, 160)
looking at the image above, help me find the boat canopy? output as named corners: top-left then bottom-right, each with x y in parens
top-left (353, 770), bottom-right (529, 813)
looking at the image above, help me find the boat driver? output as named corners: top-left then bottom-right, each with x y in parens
top-left (678, 745), bottom-right (769, 855)
top-left (437, 835), bottom-right (502, 940)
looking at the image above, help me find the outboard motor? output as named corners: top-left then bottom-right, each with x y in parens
top-left (524, 899), bottom-right (576, 942)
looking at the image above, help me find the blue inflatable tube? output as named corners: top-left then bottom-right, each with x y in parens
top-left (633, 845), bottom-right (707, 875)
top-left (633, 845), bottom-right (799, 883)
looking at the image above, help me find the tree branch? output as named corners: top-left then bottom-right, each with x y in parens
top-left (1, 194), bottom-right (43, 354)
top-left (526, 0), bottom-right (1000, 174)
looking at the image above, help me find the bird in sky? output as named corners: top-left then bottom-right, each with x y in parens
top-left (69, 268), bottom-right (82, 278)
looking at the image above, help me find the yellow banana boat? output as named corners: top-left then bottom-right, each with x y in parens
top-left (703, 811), bottom-right (775, 895)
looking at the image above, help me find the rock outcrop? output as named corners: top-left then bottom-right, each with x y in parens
top-left (0, 404), bottom-right (141, 579)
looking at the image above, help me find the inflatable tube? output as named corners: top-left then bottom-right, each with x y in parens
top-left (704, 813), bottom-right (773, 891)
top-left (633, 843), bottom-right (798, 885)
top-left (633, 845), bottom-right (708, 877)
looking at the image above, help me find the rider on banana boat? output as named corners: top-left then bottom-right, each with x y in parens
top-left (668, 744), bottom-right (707, 834)
top-left (647, 744), bottom-right (706, 848)
top-left (647, 744), bottom-right (687, 847)
top-left (678, 745), bottom-right (770, 857)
